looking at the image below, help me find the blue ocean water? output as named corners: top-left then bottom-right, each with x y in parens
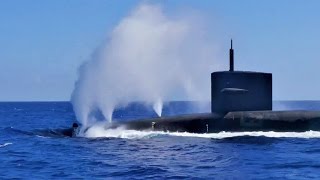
top-left (1, 101), bottom-right (320, 179)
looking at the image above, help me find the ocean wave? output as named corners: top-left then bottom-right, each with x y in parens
top-left (81, 125), bottom-right (320, 139)
top-left (0, 142), bottom-right (12, 148)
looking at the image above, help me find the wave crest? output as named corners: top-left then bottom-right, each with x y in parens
top-left (0, 143), bottom-right (12, 148)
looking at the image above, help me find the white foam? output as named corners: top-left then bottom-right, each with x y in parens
top-left (0, 143), bottom-right (12, 147)
top-left (81, 125), bottom-right (162, 139)
top-left (81, 125), bottom-right (320, 139)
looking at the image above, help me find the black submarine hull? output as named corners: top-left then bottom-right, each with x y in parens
top-left (112, 111), bottom-right (320, 133)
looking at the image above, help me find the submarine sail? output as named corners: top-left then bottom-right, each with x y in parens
top-left (78, 40), bottom-right (320, 134)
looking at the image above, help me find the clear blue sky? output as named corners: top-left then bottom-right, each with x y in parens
top-left (1, 0), bottom-right (320, 101)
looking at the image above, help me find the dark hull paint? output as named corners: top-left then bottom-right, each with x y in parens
top-left (113, 111), bottom-right (320, 133)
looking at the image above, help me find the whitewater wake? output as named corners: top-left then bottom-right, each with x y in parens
top-left (80, 125), bottom-right (320, 139)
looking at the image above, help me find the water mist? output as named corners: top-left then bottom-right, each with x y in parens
top-left (71, 3), bottom-right (221, 129)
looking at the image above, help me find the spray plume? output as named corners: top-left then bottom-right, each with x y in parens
top-left (71, 3), bottom-right (221, 128)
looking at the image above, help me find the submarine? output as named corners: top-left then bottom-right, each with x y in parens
top-left (76, 40), bottom-right (320, 134)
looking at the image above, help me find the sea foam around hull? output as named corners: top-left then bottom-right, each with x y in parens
top-left (81, 124), bottom-right (320, 139)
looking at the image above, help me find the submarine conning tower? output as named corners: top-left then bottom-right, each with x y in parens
top-left (211, 40), bottom-right (272, 114)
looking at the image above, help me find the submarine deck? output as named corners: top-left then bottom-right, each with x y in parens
top-left (115, 111), bottom-right (320, 133)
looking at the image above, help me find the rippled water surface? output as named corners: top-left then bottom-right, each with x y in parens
top-left (1, 101), bottom-right (320, 179)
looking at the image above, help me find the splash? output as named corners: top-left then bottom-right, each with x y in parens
top-left (153, 99), bottom-right (163, 117)
top-left (71, 3), bottom-right (220, 128)
top-left (81, 127), bottom-right (320, 139)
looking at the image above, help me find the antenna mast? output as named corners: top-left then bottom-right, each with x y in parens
top-left (229, 39), bottom-right (234, 71)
